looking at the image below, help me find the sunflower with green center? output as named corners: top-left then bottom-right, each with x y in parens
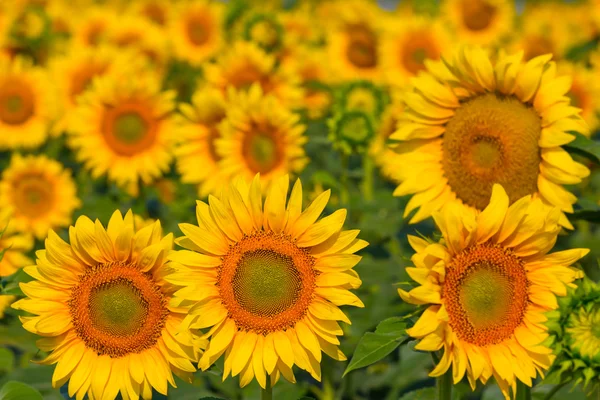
top-left (443, 0), bottom-right (514, 46)
top-left (216, 85), bottom-right (308, 189)
top-left (12, 210), bottom-right (201, 400)
top-left (0, 210), bottom-right (33, 277)
top-left (175, 87), bottom-right (227, 198)
top-left (69, 69), bottom-right (177, 196)
top-left (0, 56), bottom-right (56, 149)
top-left (389, 46), bottom-right (589, 228)
top-left (546, 278), bottom-right (600, 393)
top-left (400, 184), bottom-right (588, 399)
top-left (0, 154), bottom-right (80, 240)
top-left (168, 174), bottom-right (366, 387)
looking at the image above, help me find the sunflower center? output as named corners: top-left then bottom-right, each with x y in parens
top-left (103, 104), bottom-right (158, 156)
top-left (219, 231), bottom-right (317, 334)
top-left (249, 20), bottom-right (279, 49)
top-left (401, 32), bottom-right (440, 74)
top-left (242, 130), bottom-right (281, 174)
top-left (336, 112), bottom-right (373, 145)
top-left (0, 80), bottom-right (35, 125)
top-left (14, 175), bottom-right (55, 218)
top-left (143, 3), bottom-right (166, 25)
top-left (346, 88), bottom-right (378, 115)
top-left (346, 24), bottom-right (378, 69)
top-left (524, 35), bottom-right (555, 61)
top-left (69, 262), bottom-right (168, 358)
top-left (461, 0), bottom-right (496, 31)
top-left (442, 93), bottom-right (541, 210)
top-left (566, 307), bottom-right (600, 360)
top-left (186, 14), bottom-right (211, 46)
top-left (444, 244), bottom-right (528, 346)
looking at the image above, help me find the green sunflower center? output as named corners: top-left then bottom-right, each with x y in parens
top-left (0, 80), bottom-right (35, 125)
top-left (401, 32), bottom-right (440, 75)
top-left (232, 249), bottom-right (302, 317)
top-left (442, 93), bottom-right (541, 210)
top-left (566, 307), bottom-right (600, 360)
top-left (243, 131), bottom-right (281, 174)
top-left (186, 14), bottom-right (211, 46)
top-left (337, 111), bottom-right (373, 147)
top-left (249, 19), bottom-right (279, 49)
top-left (15, 176), bottom-right (55, 218)
top-left (113, 112), bottom-right (148, 144)
top-left (89, 279), bottom-right (149, 337)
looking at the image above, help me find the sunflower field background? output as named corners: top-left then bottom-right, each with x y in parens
top-left (1, 0), bottom-right (600, 399)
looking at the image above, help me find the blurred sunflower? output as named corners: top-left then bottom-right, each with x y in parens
top-left (0, 211), bottom-right (33, 277)
top-left (216, 85), bottom-right (308, 189)
top-left (280, 6), bottom-right (322, 48)
top-left (400, 185), bottom-right (588, 398)
top-left (175, 87), bottom-right (227, 198)
top-left (169, 175), bottom-right (366, 387)
top-left (204, 41), bottom-right (302, 108)
top-left (169, 0), bottom-right (223, 66)
top-left (49, 45), bottom-right (129, 135)
top-left (443, 0), bottom-right (514, 46)
top-left (547, 278), bottom-right (600, 393)
top-left (0, 295), bottom-right (15, 319)
top-left (381, 17), bottom-right (452, 87)
top-left (370, 99), bottom-right (404, 183)
top-left (0, 154), bottom-right (80, 240)
top-left (12, 211), bottom-right (201, 399)
top-left (389, 47), bottom-right (589, 228)
top-left (243, 11), bottom-right (284, 53)
top-left (70, 6), bottom-right (115, 48)
top-left (0, 56), bottom-right (55, 149)
top-left (326, 0), bottom-right (384, 82)
top-left (129, 0), bottom-right (171, 26)
top-left (559, 61), bottom-right (600, 134)
top-left (69, 71), bottom-right (177, 196)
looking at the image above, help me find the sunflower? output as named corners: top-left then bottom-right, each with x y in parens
top-left (442, 0), bottom-right (514, 46)
top-left (0, 154), bottom-right (80, 240)
top-left (70, 7), bottom-right (115, 48)
top-left (204, 41), bottom-right (303, 108)
top-left (370, 99), bottom-right (404, 183)
top-left (168, 0), bottom-right (223, 66)
top-left (0, 56), bottom-right (55, 149)
top-left (400, 184), bottom-right (588, 398)
top-left (243, 12), bottom-right (284, 53)
top-left (12, 210), bottom-right (201, 399)
top-left (326, 0), bottom-right (384, 82)
top-left (129, 0), bottom-right (171, 26)
top-left (49, 45), bottom-right (130, 136)
top-left (389, 46), bottom-right (589, 228)
top-left (559, 61), bottom-right (600, 134)
top-left (380, 17), bottom-right (452, 87)
top-left (0, 295), bottom-right (15, 319)
top-left (175, 87), bottom-right (227, 198)
top-left (168, 174), bottom-right (366, 387)
top-left (106, 14), bottom-right (169, 71)
top-left (216, 85), bottom-right (308, 189)
top-left (0, 211), bottom-right (33, 277)
top-left (547, 278), bottom-right (600, 393)
top-left (68, 69), bottom-right (177, 196)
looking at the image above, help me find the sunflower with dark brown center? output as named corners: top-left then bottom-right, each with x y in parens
top-left (68, 69), bottom-right (177, 196)
top-left (444, 0), bottom-right (514, 45)
top-left (389, 46), bottom-right (589, 228)
top-left (168, 174), bottom-right (367, 388)
top-left (399, 184), bottom-right (589, 398)
top-left (13, 211), bottom-right (200, 400)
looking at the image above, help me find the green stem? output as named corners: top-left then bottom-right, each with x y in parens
top-left (516, 380), bottom-right (531, 400)
top-left (340, 153), bottom-right (350, 205)
top-left (361, 153), bottom-right (374, 202)
top-left (437, 368), bottom-right (452, 400)
top-left (262, 377), bottom-right (273, 400)
top-left (543, 381), bottom-right (569, 400)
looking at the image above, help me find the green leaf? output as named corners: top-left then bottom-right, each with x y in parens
top-left (399, 387), bottom-right (436, 400)
top-left (343, 319), bottom-right (407, 376)
top-left (0, 349), bottom-right (14, 373)
top-left (564, 132), bottom-right (600, 164)
top-left (0, 381), bottom-right (43, 400)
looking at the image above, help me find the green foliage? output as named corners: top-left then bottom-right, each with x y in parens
top-left (565, 132), bottom-right (600, 165)
top-left (0, 381), bottom-right (42, 400)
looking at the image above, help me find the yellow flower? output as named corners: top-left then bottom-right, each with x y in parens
top-left (12, 210), bottom-right (201, 399)
top-left (128, 0), bottom-right (172, 26)
top-left (389, 46), bottom-right (589, 228)
top-left (0, 56), bottom-right (56, 149)
top-left (326, 0), bottom-right (384, 82)
top-left (442, 0), bottom-right (514, 46)
top-left (559, 61), bottom-right (600, 133)
top-left (175, 87), bottom-right (227, 198)
top-left (380, 17), bottom-right (452, 87)
top-left (49, 45), bottom-right (130, 135)
top-left (0, 211), bottom-right (33, 277)
top-left (70, 6), bottom-right (116, 48)
top-left (216, 85), bottom-right (308, 190)
top-left (400, 184), bottom-right (588, 399)
top-left (0, 154), bottom-right (80, 240)
top-left (0, 295), bottom-right (15, 319)
top-left (204, 41), bottom-right (303, 108)
top-left (169, 0), bottom-right (223, 66)
top-left (169, 175), bottom-right (366, 388)
top-left (68, 70), bottom-right (177, 196)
